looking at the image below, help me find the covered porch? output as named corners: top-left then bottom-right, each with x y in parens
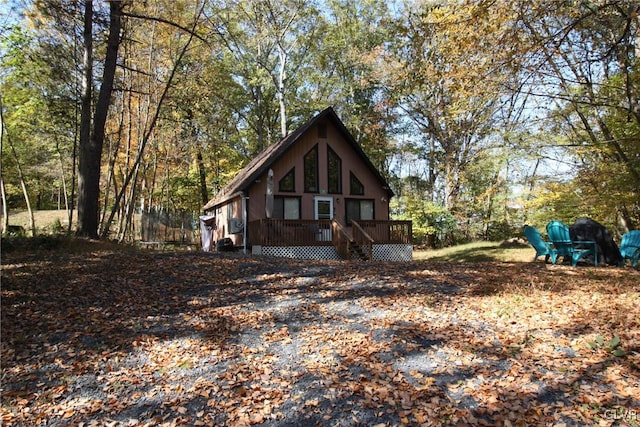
top-left (248, 219), bottom-right (412, 261)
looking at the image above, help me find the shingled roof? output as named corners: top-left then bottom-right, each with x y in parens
top-left (203, 106), bottom-right (392, 211)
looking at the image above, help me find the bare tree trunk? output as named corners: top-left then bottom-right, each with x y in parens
top-left (124, 171), bottom-right (140, 241)
top-left (108, 4), bottom-right (157, 241)
top-left (100, 56), bottom-right (129, 233)
top-left (185, 108), bottom-right (209, 206)
top-left (482, 171), bottom-right (500, 239)
top-left (428, 137), bottom-right (436, 203)
top-left (101, 3), bottom-right (204, 239)
top-left (1, 96), bottom-right (8, 234)
top-left (1, 96), bottom-right (35, 236)
top-left (444, 153), bottom-right (457, 212)
top-left (1, 176), bottom-right (8, 234)
top-left (67, 5), bottom-right (82, 235)
top-left (277, 44), bottom-right (287, 137)
top-left (77, 0), bottom-right (122, 238)
top-left (148, 151), bottom-right (158, 212)
top-left (119, 163), bottom-right (140, 242)
top-left (197, 148), bottom-right (208, 206)
top-left (522, 158), bottom-right (540, 225)
top-left (617, 206), bottom-right (635, 233)
top-left (255, 43), bottom-right (265, 153)
top-left (76, 0), bottom-right (93, 236)
top-left (68, 48), bottom-right (78, 234)
top-left (55, 142), bottom-right (69, 213)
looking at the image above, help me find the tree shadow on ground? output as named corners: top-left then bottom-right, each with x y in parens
top-left (2, 247), bottom-right (639, 426)
top-left (418, 243), bottom-right (500, 262)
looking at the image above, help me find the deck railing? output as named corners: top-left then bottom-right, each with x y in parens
top-left (355, 220), bottom-right (413, 244)
top-left (249, 219), bottom-right (334, 246)
top-left (249, 218), bottom-right (412, 247)
top-left (351, 221), bottom-right (374, 261)
top-left (332, 221), bottom-right (352, 259)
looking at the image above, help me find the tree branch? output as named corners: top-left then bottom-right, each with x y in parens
top-left (121, 11), bottom-right (208, 43)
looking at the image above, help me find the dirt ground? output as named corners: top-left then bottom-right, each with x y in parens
top-left (1, 242), bottom-right (639, 426)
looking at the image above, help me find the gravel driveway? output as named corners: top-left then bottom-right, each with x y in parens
top-left (2, 250), bottom-right (639, 426)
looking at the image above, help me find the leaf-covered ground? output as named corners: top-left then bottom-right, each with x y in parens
top-left (2, 244), bottom-right (639, 426)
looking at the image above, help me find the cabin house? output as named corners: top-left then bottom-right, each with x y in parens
top-left (202, 107), bottom-right (412, 261)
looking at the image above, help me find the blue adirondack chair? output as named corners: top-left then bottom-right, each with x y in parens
top-left (523, 225), bottom-right (557, 264)
top-left (619, 230), bottom-right (640, 268)
top-left (546, 220), bottom-right (598, 267)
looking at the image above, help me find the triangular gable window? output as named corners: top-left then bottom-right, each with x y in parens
top-left (279, 168), bottom-right (295, 192)
top-left (304, 145), bottom-right (319, 193)
top-left (327, 145), bottom-right (342, 194)
top-left (350, 172), bottom-right (364, 195)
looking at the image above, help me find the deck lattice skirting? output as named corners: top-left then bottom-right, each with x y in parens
top-left (252, 244), bottom-right (412, 261)
top-left (372, 244), bottom-right (412, 261)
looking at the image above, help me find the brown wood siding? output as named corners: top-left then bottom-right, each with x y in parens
top-left (214, 196), bottom-right (244, 246)
top-left (324, 122), bottom-right (389, 222)
top-left (245, 120), bottom-right (389, 226)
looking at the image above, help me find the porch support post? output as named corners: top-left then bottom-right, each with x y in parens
top-left (242, 194), bottom-right (248, 254)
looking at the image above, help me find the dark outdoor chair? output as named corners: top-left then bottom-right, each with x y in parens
top-left (570, 217), bottom-right (622, 265)
top-left (523, 225), bottom-right (557, 264)
top-left (216, 237), bottom-right (235, 252)
top-left (546, 220), bottom-right (598, 267)
top-left (619, 230), bottom-right (640, 268)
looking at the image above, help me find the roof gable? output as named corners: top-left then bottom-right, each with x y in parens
top-left (203, 106), bottom-right (391, 210)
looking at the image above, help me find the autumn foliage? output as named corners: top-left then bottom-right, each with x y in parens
top-left (1, 242), bottom-right (639, 426)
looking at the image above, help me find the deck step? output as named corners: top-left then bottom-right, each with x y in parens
top-left (350, 243), bottom-right (369, 261)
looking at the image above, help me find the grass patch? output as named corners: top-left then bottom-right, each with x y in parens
top-left (1, 209), bottom-right (75, 233)
top-left (0, 234), bottom-right (130, 254)
top-left (413, 241), bottom-right (533, 263)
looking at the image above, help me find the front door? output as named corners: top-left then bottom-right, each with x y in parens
top-left (314, 196), bottom-right (333, 241)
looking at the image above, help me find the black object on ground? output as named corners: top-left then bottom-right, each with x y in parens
top-left (570, 217), bottom-right (622, 266)
top-left (216, 237), bottom-right (235, 252)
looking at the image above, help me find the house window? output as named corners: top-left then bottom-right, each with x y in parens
top-left (350, 172), bottom-right (364, 195)
top-left (327, 145), bottom-right (342, 194)
top-left (279, 168), bottom-right (295, 192)
top-left (227, 203), bottom-right (236, 232)
top-left (318, 123), bottom-right (327, 138)
top-left (346, 199), bottom-right (374, 225)
top-left (304, 145), bottom-right (319, 192)
top-left (273, 196), bottom-right (300, 219)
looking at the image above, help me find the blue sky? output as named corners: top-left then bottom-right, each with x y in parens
top-left (0, 0), bottom-right (24, 28)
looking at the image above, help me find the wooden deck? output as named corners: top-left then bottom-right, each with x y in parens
top-left (247, 218), bottom-right (412, 261)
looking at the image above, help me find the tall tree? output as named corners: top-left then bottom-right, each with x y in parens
top-left (206, 0), bottom-right (322, 153)
top-left (392, 1), bottom-right (521, 212)
top-left (1, 3), bottom-right (80, 213)
top-left (0, 94), bottom-right (36, 235)
top-left (99, 1), bottom-right (206, 239)
top-left (316, 0), bottom-right (398, 175)
top-left (76, 0), bottom-right (123, 238)
top-left (515, 0), bottom-right (640, 230)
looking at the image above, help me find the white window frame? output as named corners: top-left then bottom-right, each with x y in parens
top-left (314, 196), bottom-right (334, 220)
